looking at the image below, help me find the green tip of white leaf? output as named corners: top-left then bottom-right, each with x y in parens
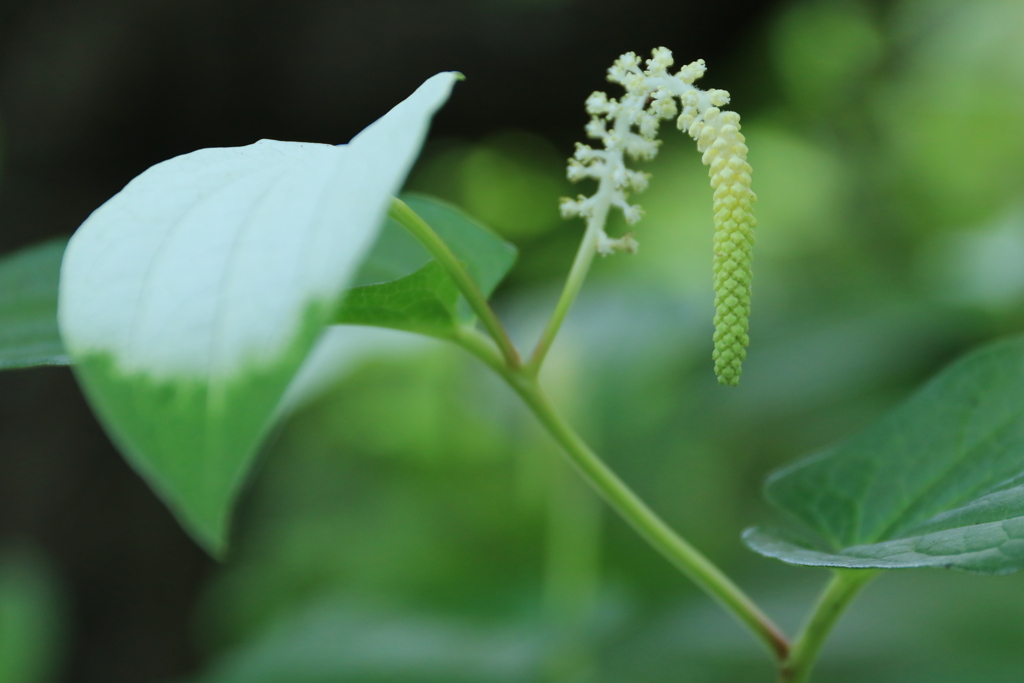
top-left (58, 72), bottom-right (460, 555)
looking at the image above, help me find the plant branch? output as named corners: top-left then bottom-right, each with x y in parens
top-left (524, 181), bottom-right (611, 377)
top-left (453, 328), bottom-right (790, 661)
top-left (411, 188), bottom-right (790, 662)
top-left (389, 198), bottom-right (520, 369)
top-left (780, 570), bottom-right (877, 683)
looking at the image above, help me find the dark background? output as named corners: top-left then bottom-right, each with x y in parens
top-left (3, 1), bottom-right (1024, 682)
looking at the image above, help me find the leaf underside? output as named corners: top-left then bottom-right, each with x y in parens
top-left (0, 238), bottom-right (69, 369)
top-left (746, 336), bottom-right (1024, 574)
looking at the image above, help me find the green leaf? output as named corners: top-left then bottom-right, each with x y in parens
top-left (0, 239), bottom-right (69, 369)
top-left (336, 192), bottom-right (516, 334)
top-left (337, 261), bottom-right (461, 336)
top-left (402, 193), bottom-right (517, 302)
top-left (745, 335), bottom-right (1024, 574)
top-left (58, 73), bottom-right (460, 556)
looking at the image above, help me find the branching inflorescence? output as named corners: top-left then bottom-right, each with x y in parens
top-left (561, 47), bottom-right (756, 385)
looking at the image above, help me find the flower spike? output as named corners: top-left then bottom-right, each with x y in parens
top-left (562, 47), bottom-right (756, 385)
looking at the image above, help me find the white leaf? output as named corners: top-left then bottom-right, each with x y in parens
top-left (57, 72), bottom-right (460, 553)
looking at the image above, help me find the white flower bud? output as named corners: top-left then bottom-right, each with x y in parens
top-left (559, 197), bottom-right (581, 218)
top-left (708, 89), bottom-right (730, 107)
top-left (585, 117), bottom-right (608, 140)
top-left (585, 91), bottom-right (609, 115)
top-left (678, 59), bottom-right (706, 84)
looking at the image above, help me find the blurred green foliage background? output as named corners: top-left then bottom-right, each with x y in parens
top-left (3, 0), bottom-right (1024, 681)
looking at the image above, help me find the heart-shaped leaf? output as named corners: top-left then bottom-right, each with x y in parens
top-left (0, 238), bottom-right (69, 369)
top-left (58, 73), bottom-right (460, 555)
top-left (745, 335), bottom-right (1024, 574)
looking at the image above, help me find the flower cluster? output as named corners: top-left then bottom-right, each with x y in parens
top-left (561, 47), bottom-right (756, 385)
top-left (693, 108), bottom-right (755, 386)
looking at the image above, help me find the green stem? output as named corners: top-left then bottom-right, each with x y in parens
top-left (454, 328), bottom-right (790, 661)
top-left (409, 199), bottom-right (788, 662)
top-left (541, 450), bottom-right (601, 682)
top-left (389, 198), bottom-right (520, 369)
top-left (524, 181), bottom-right (611, 377)
top-left (780, 570), bottom-right (876, 683)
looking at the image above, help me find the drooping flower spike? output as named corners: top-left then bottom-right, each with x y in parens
top-left (561, 47), bottom-right (756, 385)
